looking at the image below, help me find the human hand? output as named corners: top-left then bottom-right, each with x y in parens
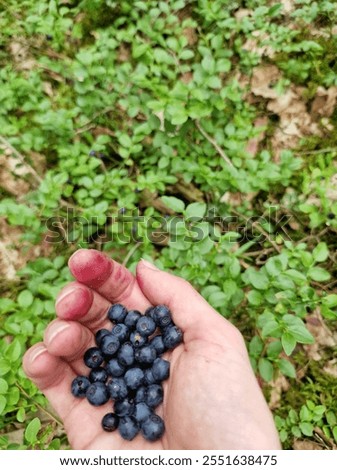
top-left (23, 249), bottom-right (281, 450)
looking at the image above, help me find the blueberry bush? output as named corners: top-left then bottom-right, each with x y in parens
top-left (0, 0), bottom-right (337, 449)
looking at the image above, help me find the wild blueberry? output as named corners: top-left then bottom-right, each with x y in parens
top-left (71, 376), bottom-right (90, 397)
top-left (135, 345), bottom-right (157, 366)
top-left (163, 325), bottom-right (183, 350)
top-left (136, 316), bottom-right (156, 337)
top-left (141, 414), bottom-right (165, 442)
top-left (130, 331), bottom-right (147, 348)
top-left (45, 34), bottom-right (53, 41)
top-left (135, 386), bottom-right (147, 404)
top-left (100, 334), bottom-right (120, 358)
top-left (106, 358), bottom-right (125, 377)
top-left (150, 335), bottom-right (166, 355)
top-left (108, 304), bottom-right (127, 323)
top-left (84, 347), bottom-right (104, 369)
top-left (108, 378), bottom-right (128, 400)
top-left (153, 305), bottom-right (172, 328)
top-left (124, 367), bottom-right (144, 390)
top-left (124, 310), bottom-right (141, 328)
top-left (152, 358), bottom-right (170, 382)
top-left (118, 416), bottom-right (139, 441)
top-left (146, 384), bottom-right (163, 408)
top-left (89, 367), bottom-right (108, 383)
top-left (118, 342), bottom-right (134, 367)
top-left (114, 398), bottom-right (135, 417)
top-left (95, 328), bottom-right (110, 347)
top-left (145, 306), bottom-right (156, 320)
top-left (133, 402), bottom-right (152, 424)
top-left (86, 382), bottom-right (109, 406)
top-left (89, 150), bottom-right (96, 157)
top-left (112, 323), bottom-right (129, 342)
top-left (144, 368), bottom-right (156, 385)
top-left (102, 413), bottom-right (119, 432)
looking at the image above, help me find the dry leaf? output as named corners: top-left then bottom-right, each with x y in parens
top-left (269, 374), bottom-right (290, 410)
top-left (293, 440), bottom-right (323, 450)
top-left (311, 86), bottom-right (337, 119)
top-left (245, 117), bottom-right (268, 156)
top-left (304, 310), bottom-right (337, 361)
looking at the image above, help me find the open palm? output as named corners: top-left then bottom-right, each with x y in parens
top-left (23, 249), bottom-right (280, 450)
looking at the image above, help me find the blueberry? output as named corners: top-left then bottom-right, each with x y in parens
top-left (133, 402), bottom-right (152, 424)
top-left (124, 310), bottom-right (141, 328)
top-left (95, 328), bottom-right (110, 347)
top-left (112, 323), bottom-right (129, 342)
top-left (153, 305), bottom-right (172, 328)
top-left (144, 368), bottom-right (156, 385)
top-left (89, 150), bottom-right (96, 157)
top-left (71, 376), bottom-right (90, 397)
top-left (145, 384), bottom-right (163, 408)
top-left (135, 386), bottom-right (147, 404)
top-left (145, 306), bottom-right (156, 320)
top-left (100, 334), bottom-right (120, 358)
top-left (86, 382), bottom-right (109, 406)
top-left (151, 358), bottom-right (170, 382)
top-left (114, 398), bottom-right (135, 417)
top-left (108, 304), bottom-right (127, 323)
top-left (106, 358), bottom-right (125, 377)
top-left (163, 325), bottom-right (183, 350)
top-left (130, 331), bottom-right (147, 348)
top-left (102, 413), bottom-right (119, 432)
top-left (150, 335), bottom-right (166, 355)
top-left (89, 367), bottom-right (108, 383)
top-left (84, 347), bottom-right (104, 369)
top-left (136, 316), bottom-right (156, 337)
top-left (118, 342), bottom-right (134, 367)
top-left (124, 367), bottom-right (145, 390)
top-left (108, 378), bottom-right (128, 400)
top-left (118, 416), bottom-right (139, 441)
top-left (141, 414), bottom-right (165, 442)
top-left (135, 345), bottom-right (157, 366)
top-left (45, 34), bottom-right (53, 41)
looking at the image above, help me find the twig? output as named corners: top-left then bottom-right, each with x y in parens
top-left (296, 147), bottom-right (337, 155)
top-left (122, 242), bottom-right (142, 267)
top-left (232, 209), bottom-right (281, 253)
top-left (0, 135), bottom-right (42, 183)
top-left (195, 121), bottom-right (234, 168)
top-left (75, 107), bottom-right (114, 135)
top-left (16, 383), bottom-right (63, 427)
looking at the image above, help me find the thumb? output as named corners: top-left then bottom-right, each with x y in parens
top-left (136, 259), bottom-right (244, 349)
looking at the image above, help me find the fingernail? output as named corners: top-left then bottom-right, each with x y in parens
top-left (140, 259), bottom-right (160, 271)
top-left (55, 286), bottom-right (93, 320)
top-left (45, 322), bottom-right (70, 344)
top-left (30, 345), bottom-right (47, 363)
top-left (56, 286), bottom-right (77, 306)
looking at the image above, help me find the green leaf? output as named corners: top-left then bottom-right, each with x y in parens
top-left (281, 332), bottom-right (296, 355)
top-left (322, 294), bottom-right (337, 308)
top-left (17, 290), bottom-right (34, 308)
top-left (247, 290), bottom-right (263, 306)
top-left (279, 358), bottom-right (296, 378)
top-left (313, 242), bottom-right (329, 262)
top-left (160, 196), bottom-right (185, 213)
top-left (245, 268), bottom-right (269, 290)
top-left (6, 339), bottom-right (21, 362)
top-left (17, 407), bottom-right (26, 423)
top-left (308, 267), bottom-right (331, 282)
top-left (25, 418), bottom-right (41, 444)
top-left (283, 315), bottom-right (314, 344)
top-left (299, 422), bottom-right (314, 437)
top-left (0, 359), bottom-right (10, 376)
top-left (0, 378), bottom-right (8, 394)
top-left (185, 202), bottom-right (207, 220)
top-left (333, 426), bottom-right (337, 443)
top-left (119, 134), bottom-right (132, 148)
top-left (0, 395), bottom-right (7, 414)
top-left (326, 411), bottom-right (337, 426)
top-left (258, 358), bottom-right (273, 382)
top-left (262, 320), bottom-right (281, 337)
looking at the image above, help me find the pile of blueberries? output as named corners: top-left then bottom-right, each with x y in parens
top-left (71, 304), bottom-right (183, 442)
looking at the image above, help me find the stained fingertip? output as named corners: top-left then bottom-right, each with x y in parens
top-left (69, 249), bottom-right (112, 288)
